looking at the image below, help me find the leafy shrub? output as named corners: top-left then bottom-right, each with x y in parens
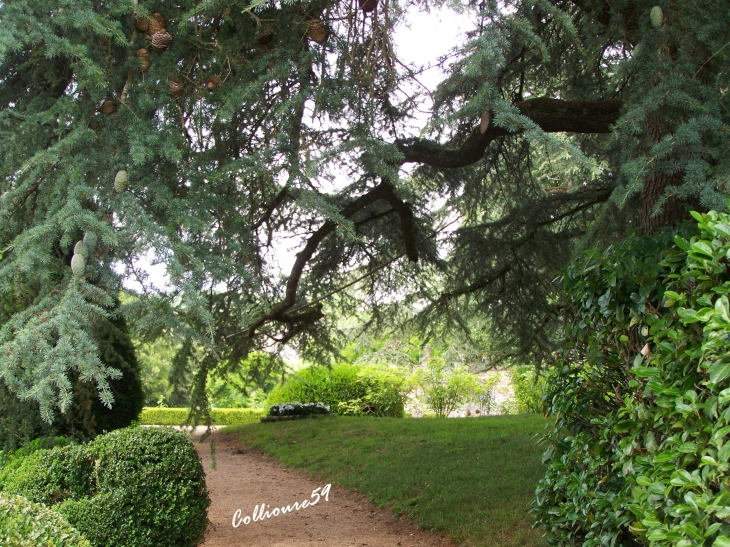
top-left (1, 444), bottom-right (95, 505)
top-left (509, 367), bottom-right (547, 414)
top-left (534, 210), bottom-right (730, 546)
top-left (0, 426), bottom-right (210, 547)
top-left (0, 435), bottom-right (72, 476)
top-left (411, 358), bottom-right (478, 417)
top-left (470, 374), bottom-right (500, 415)
top-left (268, 402), bottom-right (330, 416)
top-left (266, 363), bottom-right (407, 417)
top-left (0, 492), bottom-right (90, 547)
top-left (139, 406), bottom-right (263, 426)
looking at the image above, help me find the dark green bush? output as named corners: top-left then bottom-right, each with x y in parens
top-left (1, 444), bottom-right (95, 505)
top-left (266, 363), bottom-right (406, 417)
top-left (0, 492), bottom-right (91, 547)
top-left (87, 311), bottom-right (145, 434)
top-left (0, 426), bottom-right (210, 547)
top-left (534, 210), bottom-right (730, 546)
top-left (0, 435), bottom-right (72, 475)
top-left (139, 406), bottom-right (263, 426)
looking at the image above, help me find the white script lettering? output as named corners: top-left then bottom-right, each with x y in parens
top-left (231, 484), bottom-right (332, 527)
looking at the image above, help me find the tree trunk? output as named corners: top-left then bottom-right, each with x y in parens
top-left (640, 172), bottom-right (689, 234)
top-left (640, 117), bottom-right (699, 234)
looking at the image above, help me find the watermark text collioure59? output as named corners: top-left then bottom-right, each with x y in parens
top-left (232, 484), bottom-right (332, 527)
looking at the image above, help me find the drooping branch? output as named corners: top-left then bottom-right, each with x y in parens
top-left (395, 98), bottom-right (623, 168)
top-left (246, 179), bottom-right (417, 337)
top-left (441, 184), bottom-right (613, 301)
top-left (441, 265), bottom-right (512, 300)
top-left (244, 99), bottom-right (621, 339)
top-left (252, 185), bottom-right (290, 231)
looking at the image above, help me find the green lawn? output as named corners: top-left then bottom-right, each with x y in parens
top-left (226, 414), bottom-right (547, 547)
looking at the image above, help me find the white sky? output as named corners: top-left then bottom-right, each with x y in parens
top-left (121, 5), bottom-right (473, 293)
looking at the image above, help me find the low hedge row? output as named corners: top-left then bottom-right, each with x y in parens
top-left (139, 407), bottom-right (263, 426)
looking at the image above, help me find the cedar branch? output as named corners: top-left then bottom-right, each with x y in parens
top-left (395, 98), bottom-right (623, 168)
top-left (246, 179), bottom-right (417, 337)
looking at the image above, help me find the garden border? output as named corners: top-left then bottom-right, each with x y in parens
top-left (259, 414), bottom-right (337, 423)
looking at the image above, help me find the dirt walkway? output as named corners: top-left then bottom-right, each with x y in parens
top-left (195, 430), bottom-right (457, 547)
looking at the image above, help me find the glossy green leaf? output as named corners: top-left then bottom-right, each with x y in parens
top-left (692, 241), bottom-right (715, 257)
top-left (632, 367), bottom-right (661, 378)
top-left (614, 420), bottom-right (635, 433)
top-left (709, 359), bottom-right (730, 385)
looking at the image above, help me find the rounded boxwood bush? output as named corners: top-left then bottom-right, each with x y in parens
top-left (266, 363), bottom-right (406, 417)
top-left (0, 427), bottom-right (210, 547)
top-left (0, 492), bottom-right (90, 547)
top-left (0, 444), bottom-right (94, 505)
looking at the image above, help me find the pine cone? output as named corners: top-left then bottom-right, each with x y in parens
top-left (133, 13), bottom-right (149, 33)
top-left (359, 0), bottom-right (377, 13)
top-left (204, 75), bottom-right (222, 92)
top-left (650, 6), bottom-right (663, 28)
top-left (168, 79), bottom-right (185, 99)
top-left (74, 241), bottom-right (89, 258)
top-left (151, 30), bottom-right (172, 52)
top-left (83, 232), bottom-right (98, 254)
top-left (135, 48), bottom-right (151, 73)
top-left (114, 170), bottom-right (128, 192)
top-left (149, 12), bottom-right (167, 35)
top-left (71, 254), bottom-right (86, 277)
top-left (307, 20), bottom-right (329, 44)
top-left (256, 27), bottom-right (274, 46)
top-left (99, 99), bottom-right (118, 115)
top-left (479, 111), bottom-right (491, 134)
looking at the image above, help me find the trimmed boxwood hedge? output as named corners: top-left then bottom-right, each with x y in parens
top-left (139, 407), bottom-right (263, 426)
top-left (0, 492), bottom-right (90, 547)
top-left (0, 427), bottom-right (210, 547)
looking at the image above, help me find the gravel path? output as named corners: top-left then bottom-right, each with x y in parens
top-left (195, 430), bottom-right (457, 547)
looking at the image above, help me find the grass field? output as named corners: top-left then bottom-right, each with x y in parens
top-left (226, 414), bottom-right (547, 547)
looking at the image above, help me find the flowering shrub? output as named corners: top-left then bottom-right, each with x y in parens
top-left (268, 402), bottom-right (330, 416)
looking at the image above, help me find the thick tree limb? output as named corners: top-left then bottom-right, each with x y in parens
top-left (441, 265), bottom-right (512, 300)
top-left (245, 99), bottom-right (621, 339)
top-left (246, 180), bottom-right (417, 337)
top-left (252, 186), bottom-right (290, 231)
top-left (395, 98), bottom-right (623, 168)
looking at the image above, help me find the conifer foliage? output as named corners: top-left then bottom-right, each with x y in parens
top-left (0, 0), bottom-right (728, 420)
